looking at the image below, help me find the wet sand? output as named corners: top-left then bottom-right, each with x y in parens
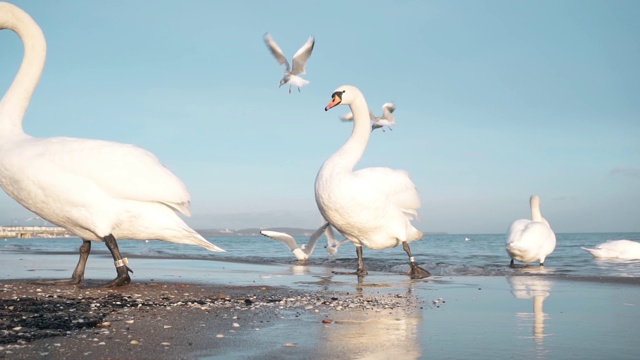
top-left (2, 253), bottom-right (640, 359)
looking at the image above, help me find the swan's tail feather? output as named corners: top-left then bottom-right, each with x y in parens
top-left (190, 231), bottom-right (225, 252)
top-left (172, 224), bottom-right (224, 252)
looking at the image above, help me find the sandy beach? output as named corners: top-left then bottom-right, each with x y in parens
top-left (2, 252), bottom-right (640, 359)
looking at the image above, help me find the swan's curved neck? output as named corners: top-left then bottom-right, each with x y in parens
top-left (325, 95), bottom-right (371, 172)
top-left (0, 4), bottom-right (46, 136)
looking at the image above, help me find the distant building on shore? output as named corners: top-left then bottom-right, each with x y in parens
top-left (0, 226), bottom-right (72, 239)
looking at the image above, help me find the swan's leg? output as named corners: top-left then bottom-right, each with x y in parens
top-left (288, 85), bottom-right (292, 94)
top-left (69, 240), bottom-right (91, 283)
top-left (333, 246), bottom-right (368, 276)
top-left (103, 234), bottom-right (133, 287)
top-left (510, 259), bottom-right (515, 267)
top-left (34, 240), bottom-right (92, 285)
top-left (298, 86), bottom-right (301, 93)
top-left (403, 242), bottom-right (430, 279)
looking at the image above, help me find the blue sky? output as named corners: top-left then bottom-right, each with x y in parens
top-left (1, 0), bottom-right (638, 234)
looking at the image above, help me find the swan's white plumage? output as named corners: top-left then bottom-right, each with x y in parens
top-left (316, 85), bottom-right (422, 251)
top-left (506, 195), bottom-right (556, 264)
top-left (0, 3), bottom-right (223, 253)
top-left (581, 240), bottom-right (640, 260)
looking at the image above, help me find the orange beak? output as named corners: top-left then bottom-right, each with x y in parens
top-left (325, 95), bottom-right (342, 111)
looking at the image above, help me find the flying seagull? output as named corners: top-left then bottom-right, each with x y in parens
top-left (341, 102), bottom-right (397, 132)
top-left (264, 33), bottom-right (315, 93)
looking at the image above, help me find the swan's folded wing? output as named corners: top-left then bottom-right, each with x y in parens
top-left (36, 138), bottom-right (193, 216)
top-left (354, 167), bottom-right (421, 217)
top-left (264, 33), bottom-right (291, 71)
top-left (291, 36), bottom-right (315, 75)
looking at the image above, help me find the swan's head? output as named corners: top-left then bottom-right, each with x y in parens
top-left (530, 195), bottom-right (541, 208)
top-left (325, 85), bottom-right (362, 111)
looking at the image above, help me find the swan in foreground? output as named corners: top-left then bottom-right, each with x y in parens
top-left (581, 240), bottom-right (640, 260)
top-left (340, 102), bottom-right (397, 132)
top-left (0, 3), bottom-right (224, 287)
top-left (260, 221), bottom-right (348, 261)
top-left (316, 85), bottom-right (429, 278)
top-left (263, 33), bottom-right (315, 93)
top-left (506, 195), bottom-right (556, 266)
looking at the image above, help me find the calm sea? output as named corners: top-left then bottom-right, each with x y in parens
top-left (2, 232), bottom-right (639, 279)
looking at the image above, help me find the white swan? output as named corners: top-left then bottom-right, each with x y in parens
top-left (263, 33), bottom-right (315, 93)
top-left (0, 2), bottom-right (224, 287)
top-left (340, 102), bottom-right (397, 132)
top-left (581, 240), bottom-right (640, 260)
top-left (506, 195), bottom-right (556, 266)
top-left (316, 85), bottom-right (429, 278)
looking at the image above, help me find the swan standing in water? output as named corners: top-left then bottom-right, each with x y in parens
top-left (581, 240), bottom-right (640, 260)
top-left (506, 195), bottom-right (556, 266)
top-left (340, 102), bottom-right (397, 132)
top-left (260, 221), bottom-right (348, 261)
top-left (317, 85), bottom-right (429, 278)
top-left (0, 3), bottom-right (224, 287)
top-left (263, 33), bottom-right (315, 93)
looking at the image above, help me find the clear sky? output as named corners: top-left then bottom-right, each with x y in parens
top-left (1, 0), bottom-right (638, 234)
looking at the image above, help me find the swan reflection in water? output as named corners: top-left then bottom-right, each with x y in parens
top-left (507, 276), bottom-right (553, 349)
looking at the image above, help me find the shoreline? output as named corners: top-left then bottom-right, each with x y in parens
top-left (1, 254), bottom-right (640, 359)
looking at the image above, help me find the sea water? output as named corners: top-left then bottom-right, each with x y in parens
top-left (1, 232), bottom-right (639, 279)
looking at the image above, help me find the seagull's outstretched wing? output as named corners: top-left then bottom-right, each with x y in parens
top-left (264, 33), bottom-right (290, 71)
top-left (291, 36), bottom-right (315, 75)
top-left (340, 110), bottom-right (376, 122)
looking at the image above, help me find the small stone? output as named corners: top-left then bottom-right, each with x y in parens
top-left (216, 334), bottom-right (224, 338)
top-left (125, 320), bottom-right (134, 324)
top-left (161, 342), bottom-right (170, 346)
top-left (232, 323), bottom-right (240, 328)
top-left (130, 340), bottom-right (139, 345)
top-left (163, 325), bottom-right (172, 329)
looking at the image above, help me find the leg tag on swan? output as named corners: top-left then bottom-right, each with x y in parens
top-left (114, 258), bottom-right (129, 267)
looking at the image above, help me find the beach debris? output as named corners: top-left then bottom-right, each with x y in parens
top-left (216, 334), bottom-right (225, 338)
top-left (283, 343), bottom-right (296, 347)
top-left (161, 342), bottom-right (170, 346)
top-left (322, 319), bottom-right (332, 324)
top-left (163, 325), bottom-right (172, 329)
top-left (232, 323), bottom-right (240, 328)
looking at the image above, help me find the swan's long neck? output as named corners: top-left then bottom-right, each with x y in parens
top-left (530, 196), bottom-right (543, 222)
top-left (325, 95), bottom-right (372, 173)
top-left (0, 3), bottom-right (46, 136)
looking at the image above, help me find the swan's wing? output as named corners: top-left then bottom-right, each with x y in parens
top-left (21, 138), bottom-right (192, 215)
top-left (354, 167), bottom-right (421, 218)
top-left (263, 33), bottom-right (291, 71)
top-left (290, 36), bottom-right (315, 75)
top-left (260, 230), bottom-right (300, 251)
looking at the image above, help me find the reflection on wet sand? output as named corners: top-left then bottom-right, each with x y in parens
top-left (316, 277), bottom-right (422, 359)
top-left (508, 276), bottom-right (553, 349)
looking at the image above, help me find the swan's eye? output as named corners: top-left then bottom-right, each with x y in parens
top-left (331, 90), bottom-right (345, 100)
